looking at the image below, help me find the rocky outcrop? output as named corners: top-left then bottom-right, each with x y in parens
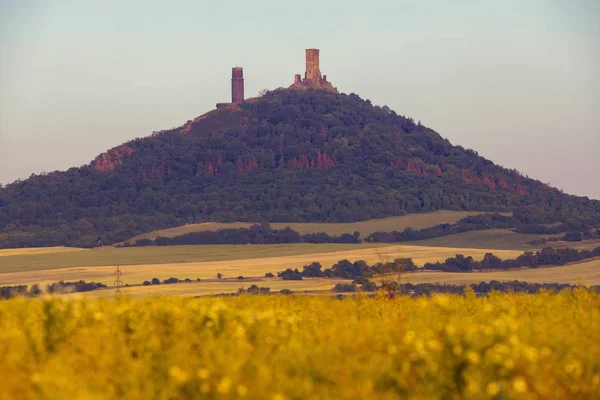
top-left (91, 144), bottom-right (134, 172)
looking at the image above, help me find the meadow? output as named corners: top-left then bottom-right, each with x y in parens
top-left (407, 229), bottom-right (600, 251)
top-left (0, 243), bottom-right (388, 274)
top-left (406, 229), bottom-right (549, 250)
top-left (1, 292), bottom-right (599, 399)
top-left (378, 258), bottom-right (600, 287)
top-left (126, 210), bottom-right (503, 242)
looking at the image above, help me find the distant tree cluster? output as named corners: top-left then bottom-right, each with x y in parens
top-left (424, 246), bottom-right (600, 272)
top-left (278, 258), bottom-right (416, 280)
top-left (372, 280), bottom-right (595, 297)
top-left (144, 277), bottom-right (198, 285)
top-left (1, 280), bottom-right (107, 300)
top-left (238, 284), bottom-right (270, 295)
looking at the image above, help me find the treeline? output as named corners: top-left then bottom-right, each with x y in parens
top-left (278, 258), bottom-right (417, 280)
top-left (424, 246), bottom-right (600, 272)
top-left (338, 280), bottom-right (596, 296)
top-left (1, 280), bottom-right (107, 300)
top-left (515, 221), bottom-right (597, 235)
top-left (122, 223), bottom-right (361, 247)
top-left (277, 245), bottom-right (600, 282)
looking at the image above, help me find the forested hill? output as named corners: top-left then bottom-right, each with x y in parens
top-left (1, 89), bottom-right (599, 248)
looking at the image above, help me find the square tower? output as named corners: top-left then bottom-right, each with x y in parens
top-left (305, 49), bottom-right (321, 81)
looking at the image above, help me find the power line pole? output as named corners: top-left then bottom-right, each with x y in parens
top-left (114, 266), bottom-right (123, 296)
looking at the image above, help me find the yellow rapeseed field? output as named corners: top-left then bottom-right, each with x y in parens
top-left (1, 291), bottom-right (599, 399)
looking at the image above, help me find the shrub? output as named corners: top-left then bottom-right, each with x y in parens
top-left (333, 283), bottom-right (357, 293)
top-left (278, 268), bottom-right (303, 280)
top-left (151, 278), bottom-right (160, 285)
top-left (563, 231), bottom-right (583, 242)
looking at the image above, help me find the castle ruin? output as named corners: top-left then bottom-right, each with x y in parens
top-left (289, 49), bottom-right (337, 92)
top-left (217, 49), bottom-right (336, 109)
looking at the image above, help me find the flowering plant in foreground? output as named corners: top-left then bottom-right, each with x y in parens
top-left (1, 290), bottom-right (599, 399)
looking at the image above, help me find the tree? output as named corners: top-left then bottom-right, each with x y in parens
top-left (563, 231), bottom-right (583, 242)
top-left (217, 273), bottom-right (223, 280)
top-left (151, 278), bottom-right (160, 285)
top-left (301, 262), bottom-right (323, 277)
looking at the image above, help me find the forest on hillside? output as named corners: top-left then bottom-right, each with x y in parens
top-left (1, 89), bottom-right (599, 248)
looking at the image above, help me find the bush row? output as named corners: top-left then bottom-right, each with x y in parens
top-left (424, 246), bottom-right (600, 272)
top-left (278, 258), bottom-right (416, 280)
top-left (1, 280), bottom-right (107, 300)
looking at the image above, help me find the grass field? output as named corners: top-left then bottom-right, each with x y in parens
top-left (0, 246), bottom-right (85, 257)
top-left (407, 229), bottom-right (551, 250)
top-left (126, 210), bottom-right (508, 242)
top-left (383, 258), bottom-right (600, 286)
top-left (0, 243), bottom-right (388, 274)
top-left (409, 230), bottom-right (600, 251)
top-left (2, 293), bottom-right (599, 398)
top-left (0, 244), bottom-right (523, 288)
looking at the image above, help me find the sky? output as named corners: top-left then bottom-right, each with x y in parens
top-left (1, 0), bottom-right (599, 199)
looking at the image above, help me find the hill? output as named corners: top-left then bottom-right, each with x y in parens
top-left (0, 88), bottom-right (599, 248)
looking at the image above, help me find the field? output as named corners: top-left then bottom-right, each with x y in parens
top-left (0, 247), bottom-right (86, 257)
top-left (408, 229), bottom-right (600, 251)
top-left (2, 292), bottom-right (599, 399)
top-left (0, 243), bottom-right (389, 274)
top-left (125, 210), bottom-right (507, 242)
top-left (407, 229), bottom-right (549, 250)
top-left (0, 244), bottom-right (523, 288)
top-left (381, 258), bottom-right (600, 286)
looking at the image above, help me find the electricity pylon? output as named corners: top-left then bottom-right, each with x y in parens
top-left (114, 266), bottom-right (123, 296)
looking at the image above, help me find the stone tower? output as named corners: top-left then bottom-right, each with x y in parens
top-left (305, 49), bottom-right (321, 80)
top-left (231, 67), bottom-right (244, 103)
top-left (289, 49), bottom-right (337, 92)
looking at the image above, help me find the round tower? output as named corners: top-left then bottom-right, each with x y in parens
top-left (231, 67), bottom-right (244, 103)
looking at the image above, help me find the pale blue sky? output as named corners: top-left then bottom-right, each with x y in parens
top-left (1, 0), bottom-right (599, 198)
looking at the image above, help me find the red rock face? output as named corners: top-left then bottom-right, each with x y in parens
top-left (91, 144), bottom-right (134, 172)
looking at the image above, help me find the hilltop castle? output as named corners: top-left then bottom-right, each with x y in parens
top-left (216, 49), bottom-right (337, 109)
top-left (289, 49), bottom-right (337, 92)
